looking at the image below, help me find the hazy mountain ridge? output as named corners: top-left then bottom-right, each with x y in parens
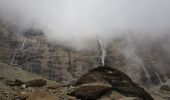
top-left (0, 23), bottom-right (170, 86)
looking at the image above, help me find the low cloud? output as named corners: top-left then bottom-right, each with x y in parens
top-left (0, 0), bottom-right (170, 47)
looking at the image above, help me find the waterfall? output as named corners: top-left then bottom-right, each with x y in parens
top-left (20, 38), bottom-right (26, 50)
top-left (125, 34), bottom-right (151, 86)
top-left (155, 71), bottom-right (162, 84)
top-left (141, 64), bottom-right (152, 85)
top-left (11, 51), bottom-right (18, 65)
top-left (133, 52), bottom-right (151, 85)
top-left (97, 38), bottom-right (106, 66)
top-left (11, 38), bottom-right (26, 65)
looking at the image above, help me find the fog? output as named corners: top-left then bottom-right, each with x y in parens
top-left (0, 0), bottom-right (170, 46)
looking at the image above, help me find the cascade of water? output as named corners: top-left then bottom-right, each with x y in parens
top-left (141, 64), bottom-right (152, 85)
top-left (155, 71), bottom-right (163, 84)
top-left (125, 34), bottom-right (151, 86)
top-left (97, 38), bottom-right (106, 66)
top-left (20, 38), bottom-right (26, 50)
top-left (133, 53), bottom-right (151, 85)
top-left (11, 51), bottom-right (18, 65)
top-left (134, 53), bottom-right (151, 85)
top-left (11, 38), bottom-right (27, 65)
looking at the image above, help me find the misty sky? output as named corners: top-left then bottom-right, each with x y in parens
top-left (0, 0), bottom-right (170, 43)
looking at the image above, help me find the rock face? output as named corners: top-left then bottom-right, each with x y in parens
top-left (0, 22), bottom-right (170, 85)
top-left (70, 83), bottom-right (113, 100)
top-left (72, 66), bottom-right (153, 100)
top-left (0, 24), bottom-right (100, 83)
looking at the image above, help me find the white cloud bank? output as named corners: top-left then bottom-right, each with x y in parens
top-left (0, 0), bottom-right (170, 44)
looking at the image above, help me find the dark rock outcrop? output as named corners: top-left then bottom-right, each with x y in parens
top-left (159, 85), bottom-right (170, 91)
top-left (70, 83), bottom-right (112, 100)
top-left (25, 79), bottom-right (47, 87)
top-left (5, 79), bottom-right (23, 86)
top-left (72, 66), bottom-right (153, 100)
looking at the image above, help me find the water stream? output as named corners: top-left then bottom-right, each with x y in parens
top-left (97, 38), bottom-right (106, 66)
top-left (125, 34), bottom-right (151, 86)
top-left (11, 38), bottom-right (26, 65)
top-left (155, 71), bottom-right (163, 84)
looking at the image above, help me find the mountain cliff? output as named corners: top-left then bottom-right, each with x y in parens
top-left (0, 23), bottom-right (170, 86)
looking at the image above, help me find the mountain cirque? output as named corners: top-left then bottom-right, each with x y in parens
top-left (0, 24), bottom-right (169, 85)
top-left (0, 23), bottom-right (170, 99)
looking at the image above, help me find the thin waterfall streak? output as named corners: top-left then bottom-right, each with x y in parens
top-left (141, 64), bottom-right (151, 84)
top-left (126, 34), bottom-right (151, 85)
top-left (97, 38), bottom-right (106, 66)
top-left (155, 71), bottom-right (162, 84)
top-left (11, 51), bottom-right (18, 65)
top-left (20, 38), bottom-right (26, 50)
top-left (133, 53), bottom-right (151, 85)
top-left (11, 38), bottom-right (27, 65)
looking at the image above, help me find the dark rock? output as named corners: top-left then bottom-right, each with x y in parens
top-left (160, 85), bottom-right (170, 91)
top-left (25, 79), bottom-right (47, 87)
top-left (75, 66), bottom-right (153, 100)
top-left (70, 83), bottom-right (112, 100)
top-left (0, 77), bottom-right (5, 80)
top-left (15, 79), bottom-right (24, 86)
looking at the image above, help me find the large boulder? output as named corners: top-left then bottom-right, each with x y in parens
top-left (70, 83), bottom-right (112, 100)
top-left (25, 79), bottom-right (47, 87)
top-left (73, 66), bottom-right (153, 100)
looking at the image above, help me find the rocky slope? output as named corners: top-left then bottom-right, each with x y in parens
top-left (0, 61), bottom-right (58, 100)
top-left (0, 62), bottom-right (169, 100)
top-left (0, 63), bottom-right (155, 100)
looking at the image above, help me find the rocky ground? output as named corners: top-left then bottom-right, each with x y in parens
top-left (148, 81), bottom-right (170, 100)
top-left (0, 62), bottom-right (170, 100)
